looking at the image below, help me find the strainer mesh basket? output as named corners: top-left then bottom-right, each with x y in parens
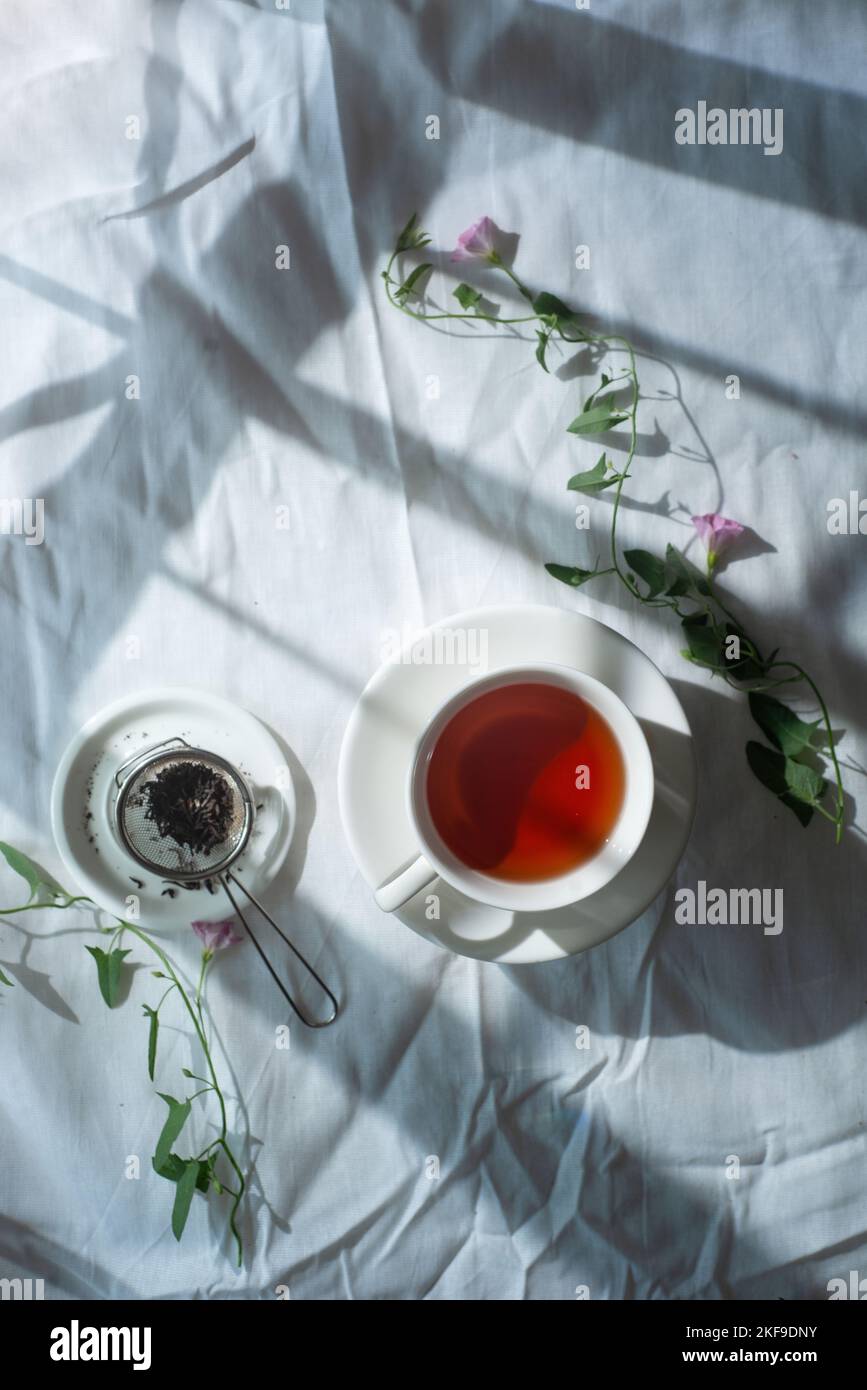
top-left (116, 750), bottom-right (250, 878)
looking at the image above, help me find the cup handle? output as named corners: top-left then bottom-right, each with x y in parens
top-left (374, 855), bottom-right (439, 913)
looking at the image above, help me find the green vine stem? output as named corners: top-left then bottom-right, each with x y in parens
top-left (382, 215), bottom-right (845, 843)
top-left (0, 895), bottom-right (91, 915)
top-left (112, 920), bottom-right (246, 1264)
top-left (0, 859), bottom-right (247, 1264)
top-left (382, 253), bottom-right (539, 328)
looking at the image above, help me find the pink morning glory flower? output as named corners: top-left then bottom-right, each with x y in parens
top-left (450, 216), bottom-right (502, 263)
top-left (691, 513), bottom-right (745, 572)
top-left (192, 918), bottom-right (243, 954)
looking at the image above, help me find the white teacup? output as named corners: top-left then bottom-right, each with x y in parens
top-left (374, 663), bottom-right (654, 914)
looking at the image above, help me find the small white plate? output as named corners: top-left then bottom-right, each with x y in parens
top-left (50, 687), bottom-right (295, 929)
top-left (338, 604), bottom-right (696, 964)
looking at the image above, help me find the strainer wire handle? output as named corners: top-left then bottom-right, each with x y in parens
top-left (221, 872), bottom-right (338, 1028)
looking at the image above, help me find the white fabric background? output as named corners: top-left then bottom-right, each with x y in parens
top-left (0, 0), bottom-right (864, 1299)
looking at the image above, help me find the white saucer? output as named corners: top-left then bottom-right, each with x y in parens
top-left (50, 687), bottom-right (295, 930)
top-left (338, 604), bottom-right (696, 964)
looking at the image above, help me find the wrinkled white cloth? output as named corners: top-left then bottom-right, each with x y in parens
top-left (0, 0), bottom-right (864, 1300)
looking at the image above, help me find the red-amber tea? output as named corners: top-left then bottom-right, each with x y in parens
top-left (425, 681), bottom-right (626, 882)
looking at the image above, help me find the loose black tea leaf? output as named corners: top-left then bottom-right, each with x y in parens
top-left (143, 762), bottom-right (234, 857)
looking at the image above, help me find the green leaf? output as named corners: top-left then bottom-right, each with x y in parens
top-left (664, 574), bottom-right (691, 598)
top-left (84, 945), bottom-right (130, 1008)
top-left (717, 623), bottom-right (765, 681)
top-left (0, 842), bottom-right (67, 902)
top-left (624, 549), bottom-right (667, 598)
top-left (535, 329), bottom-right (551, 372)
top-left (745, 742), bottom-right (825, 826)
top-left (453, 282), bottom-right (482, 311)
top-left (566, 398), bottom-right (629, 435)
top-left (395, 212), bottom-right (418, 250)
top-left (395, 212), bottom-right (430, 252)
top-left (143, 1004), bottom-right (159, 1082)
top-left (532, 291), bottom-right (574, 324)
top-left (0, 967), bottom-right (13, 987)
top-left (785, 759), bottom-right (827, 804)
top-left (663, 545), bottom-right (693, 597)
top-left (680, 614), bottom-right (725, 669)
top-left (153, 1152), bottom-right (212, 1194)
top-left (545, 562), bottom-right (604, 588)
top-left (567, 457), bottom-right (605, 489)
top-left (748, 693), bottom-right (820, 757)
top-left (394, 262), bottom-right (432, 304)
top-left (664, 543), bottom-right (711, 597)
top-left (171, 1159), bottom-right (200, 1241)
top-left (154, 1094), bottom-right (192, 1172)
top-left (154, 1152), bottom-right (187, 1183)
top-left (567, 455), bottom-right (622, 494)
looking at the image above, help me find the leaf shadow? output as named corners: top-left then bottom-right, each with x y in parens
top-left (0, 961), bottom-right (80, 1024)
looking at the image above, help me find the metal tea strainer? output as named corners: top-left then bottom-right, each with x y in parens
top-left (113, 737), bottom-right (338, 1027)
